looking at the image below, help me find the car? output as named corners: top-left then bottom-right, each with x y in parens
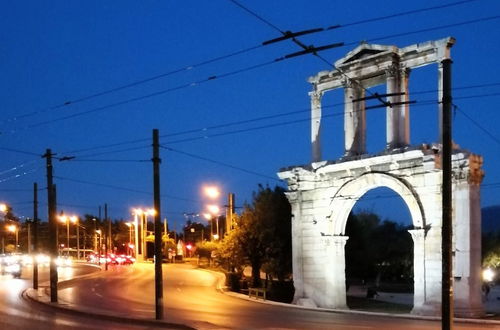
top-left (55, 256), bottom-right (73, 267)
top-left (0, 254), bottom-right (22, 278)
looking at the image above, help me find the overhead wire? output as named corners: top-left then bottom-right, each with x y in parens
top-left (2, 85), bottom-right (499, 162)
top-left (160, 145), bottom-right (281, 182)
top-left (3, 15), bottom-right (499, 136)
top-left (53, 175), bottom-right (201, 203)
top-left (2, 0), bottom-right (477, 129)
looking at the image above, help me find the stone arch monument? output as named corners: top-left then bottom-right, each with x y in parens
top-left (278, 37), bottom-right (484, 317)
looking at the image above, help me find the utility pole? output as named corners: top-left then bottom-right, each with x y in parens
top-left (43, 149), bottom-right (58, 303)
top-left (108, 204), bottom-right (112, 253)
top-left (441, 58), bottom-right (453, 330)
top-left (33, 182), bottom-right (39, 290)
top-left (105, 203), bottom-right (108, 271)
top-left (152, 129), bottom-right (164, 320)
top-left (27, 220), bottom-right (31, 254)
top-left (226, 193), bottom-right (235, 235)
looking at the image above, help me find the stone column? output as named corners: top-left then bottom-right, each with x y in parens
top-left (386, 64), bottom-right (401, 149)
top-left (438, 62), bottom-right (444, 143)
top-left (399, 68), bottom-right (411, 146)
top-left (344, 80), bottom-right (366, 156)
top-left (409, 228), bottom-right (426, 314)
top-left (310, 90), bottom-right (323, 162)
top-left (322, 235), bottom-right (348, 309)
top-left (453, 154), bottom-right (484, 317)
top-left (288, 192), bottom-right (305, 304)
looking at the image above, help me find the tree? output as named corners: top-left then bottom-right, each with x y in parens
top-left (237, 185), bottom-right (292, 287)
top-left (345, 212), bottom-right (412, 285)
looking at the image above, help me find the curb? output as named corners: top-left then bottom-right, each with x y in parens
top-left (222, 289), bottom-right (500, 325)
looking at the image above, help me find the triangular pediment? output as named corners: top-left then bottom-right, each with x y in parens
top-left (335, 43), bottom-right (397, 67)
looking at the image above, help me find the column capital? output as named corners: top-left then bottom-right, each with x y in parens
top-left (468, 154), bottom-right (484, 185)
top-left (385, 64), bottom-right (399, 78)
top-left (408, 227), bottom-right (426, 242)
top-left (342, 78), bottom-right (356, 89)
top-left (400, 67), bottom-right (411, 78)
top-left (309, 90), bottom-right (323, 99)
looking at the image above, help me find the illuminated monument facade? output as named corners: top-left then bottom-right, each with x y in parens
top-left (278, 38), bottom-right (484, 317)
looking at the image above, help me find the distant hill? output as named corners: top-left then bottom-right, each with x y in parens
top-left (482, 205), bottom-right (500, 233)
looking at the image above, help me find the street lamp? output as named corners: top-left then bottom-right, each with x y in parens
top-left (92, 218), bottom-right (97, 252)
top-left (125, 222), bottom-right (134, 256)
top-left (69, 216), bottom-right (79, 259)
top-left (203, 185), bottom-right (220, 199)
top-left (205, 205), bottom-right (220, 240)
top-left (0, 203), bottom-right (7, 254)
top-left (58, 215), bottom-right (69, 256)
top-left (6, 224), bottom-right (18, 252)
top-left (95, 229), bottom-right (102, 262)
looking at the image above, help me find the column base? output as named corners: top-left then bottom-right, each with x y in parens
top-left (411, 303), bottom-right (440, 316)
top-left (294, 298), bottom-right (317, 308)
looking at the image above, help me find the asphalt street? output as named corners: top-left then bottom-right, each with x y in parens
top-left (3, 262), bottom-right (500, 329)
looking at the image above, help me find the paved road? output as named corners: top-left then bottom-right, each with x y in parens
top-left (0, 264), bottom-right (171, 329)
top-left (53, 263), bottom-right (500, 329)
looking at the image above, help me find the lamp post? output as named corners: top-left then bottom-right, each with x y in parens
top-left (92, 218), bottom-right (97, 252)
top-left (70, 216), bottom-right (78, 259)
top-left (58, 215), bottom-right (69, 256)
top-left (0, 203), bottom-right (7, 253)
top-left (6, 224), bottom-right (18, 252)
top-left (205, 204), bottom-right (220, 240)
top-left (125, 222), bottom-right (133, 256)
top-left (203, 185), bottom-right (221, 240)
top-left (95, 229), bottom-right (102, 264)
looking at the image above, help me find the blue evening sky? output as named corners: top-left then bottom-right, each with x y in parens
top-left (1, 0), bottom-right (499, 230)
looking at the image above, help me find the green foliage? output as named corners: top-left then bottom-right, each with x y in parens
top-left (482, 231), bottom-right (500, 269)
top-left (222, 184), bottom-right (292, 287)
top-left (218, 222), bottom-right (246, 274)
top-left (196, 240), bottom-right (219, 259)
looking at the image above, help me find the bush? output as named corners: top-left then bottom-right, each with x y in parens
top-left (268, 280), bottom-right (294, 303)
top-left (227, 272), bottom-right (241, 292)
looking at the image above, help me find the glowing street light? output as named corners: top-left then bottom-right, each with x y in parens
top-left (206, 204), bottom-right (220, 214)
top-left (203, 186), bottom-right (220, 199)
top-left (6, 224), bottom-right (18, 252)
top-left (0, 203), bottom-right (7, 213)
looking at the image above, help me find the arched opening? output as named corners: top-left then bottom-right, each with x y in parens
top-left (344, 187), bottom-right (414, 312)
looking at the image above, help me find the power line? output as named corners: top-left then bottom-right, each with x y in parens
top-left (0, 43), bottom-right (265, 126)
top-left (9, 59), bottom-right (280, 133)
top-left (3, 16), bottom-right (498, 136)
top-left (53, 175), bottom-right (201, 203)
top-left (2, 85), bottom-right (500, 161)
top-left (0, 160), bottom-right (37, 176)
top-left (57, 85), bottom-right (500, 158)
top-left (2, 0), bottom-right (477, 129)
top-left (0, 147), bottom-right (41, 157)
top-left (454, 104), bottom-right (500, 147)
top-left (161, 145), bottom-right (281, 182)
top-left (340, 0), bottom-right (478, 28)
